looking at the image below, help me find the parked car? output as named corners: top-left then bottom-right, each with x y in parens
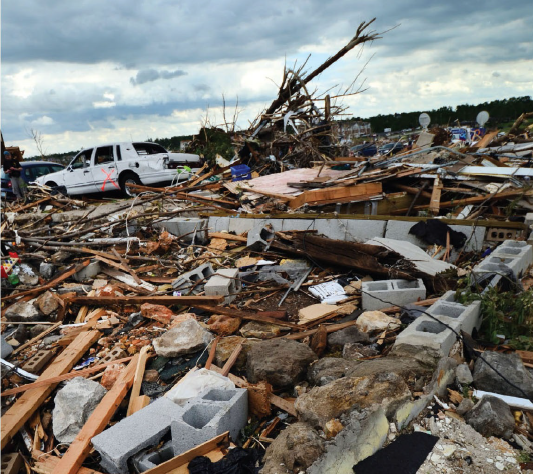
top-left (350, 143), bottom-right (378, 157)
top-left (1, 161), bottom-right (65, 200)
top-left (378, 142), bottom-right (404, 155)
top-left (34, 142), bottom-right (202, 197)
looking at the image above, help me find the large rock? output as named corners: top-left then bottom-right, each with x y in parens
top-left (343, 343), bottom-right (379, 359)
top-left (307, 357), bottom-right (359, 386)
top-left (214, 336), bottom-right (249, 369)
top-left (53, 377), bottom-right (107, 443)
top-left (153, 319), bottom-right (213, 357)
top-left (327, 326), bottom-right (369, 350)
top-left (39, 262), bottom-right (56, 280)
top-left (473, 352), bottom-right (533, 399)
top-left (246, 339), bottom-right (317, 388)
top-left (295, 372), bottom-right (412, 430)
top-left (261, 422), bottom-right (325, 474)
top-left (4, 300), bottom-right (41, 322)
top-left (239, 321), bottom-right (284, 339)
top-left (465, 395), bottom-right (515, 438)
top-left (207, 314), bottom-right (241, 336)
top-left (355, 311), bottom-right (401, 333)
top-left (455, 363), bottom-right (473, 385)
top-left (35, 291), bottom-right (61, 316)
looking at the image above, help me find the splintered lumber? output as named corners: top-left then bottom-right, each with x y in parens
top-left (53, 354), bottom-right (139, 474)
top-left (126, 346), bottom-right (150, 416)
top-left (32, 451), bottom-right (105, 474)
top-left (1, 330), bottom-right (100, 450)
top-left (193, 304), bottom-right (302, 330)
top-left (208, 232), bottom-right (248, 242)
top-left (292, 234), bottom-right (415, 280)
top-left (65, 295), bottom-right (224, 306)
top-left (10, 197), bottom-right (51, 213)
top-left (429, 176), bottom-right (443, 215)
top-left (143, 432), bottom-right (230, 474)
top-left (2, 259), bottom-right (92, 302)
top-left (288, 182), bottom-right (382, 209)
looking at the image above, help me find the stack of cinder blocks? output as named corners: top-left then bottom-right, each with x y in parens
top-left (172, 263), bottom-right (214, 295)
top-left (204, 269), bottom-right (241, 304)
top-left (362, 278), bottom-right (426, 311)
top-left (392, 291), bottom-right (481, 363)
top-left (471, 240), bottom-right (533, 290)
top-left (91, 387), bottom-right (248, 474)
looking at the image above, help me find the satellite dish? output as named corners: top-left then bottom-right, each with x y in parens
top-left (419, 113), bottom-right (431, 129)
top-left (476, 111), bottom-right (489, 127)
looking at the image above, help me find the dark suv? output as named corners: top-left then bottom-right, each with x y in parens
top-left (1, 161), bottom-right (65, 200)
top-left (351, 143), bottom-right (378, 157)
top-left (378, 142), bottom-right (404, 155)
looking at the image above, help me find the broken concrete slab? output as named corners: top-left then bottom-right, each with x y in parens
top-left (4, 300), bottom-right (41, 323)
top-left (153, 318), bottom-right (213, 357)
top-left (53, 377), bottom-right (107, 443)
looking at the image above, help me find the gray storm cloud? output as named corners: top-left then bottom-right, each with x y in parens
top-left (130, 69), bottom-right (187, 85)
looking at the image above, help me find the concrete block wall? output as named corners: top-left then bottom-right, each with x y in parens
top-left (171, 387), bottom-right (248, 456)
top-left (204, 269), bottom-right (241, 304)
top-left (154, 218), bottom-right (208, 244)
top-left (491, 240), bottom-right (533, 278)
top-left (426, 292), bottom-right (482, 334)
top-left (362, 278), bottom-right (426, 311)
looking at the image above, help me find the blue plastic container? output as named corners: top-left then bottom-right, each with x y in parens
top-left (230, 164), bottom-right (252, 181)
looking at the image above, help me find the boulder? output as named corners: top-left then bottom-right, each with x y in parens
top-left (214, 335), bottom-right (249, 369)
top-left (140, 303), bottom-right (175, 324)
top-left (153, 319), bottom-right (213, 357)
top-left (307, 357), bottom-right (359, 386)
top-left (261, 422), bottom-right (325, 474)
top-left (327, 326), bottom-right (369, 350)
top-left (295, 372), bottom-right (412, 430)
top-left (456, 398), bottom-right (474, 416)
top-left (455, 363), bottom-right (473, 385)
top-left (4, 300), bottom-right (41, 322)
top-left (473, 352), bottom-right (533, 399)
top-left (207, 314), bottom-right (241, 336)
top-left (53, 377), bottom-right (107, 443)
top-left (465, 395), bottom-right (515, 438)
top-left (355, 311), bottom-right (401, 333)
top-left (35, 291), bottom-right (61, 316)
top-left (343, 343), bottom-right (379, 359)
top-left (246, 339), bottom-right (317, 388)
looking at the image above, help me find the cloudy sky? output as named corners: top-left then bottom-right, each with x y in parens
top-left (2, 0), bottom-right (532, 157)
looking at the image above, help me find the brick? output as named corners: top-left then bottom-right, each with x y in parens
top-left (0, 452), bottom-right (23, 474)
top-left (204, 269), bottom-right (241, 304)
top-left (21, 349), bottom-right (54, 374)
top-left (362, 278), bottom-right (426, 311)
top-left (99, 346), bottom-right (128, 366)
top-left (171, 387), bottom-right (248, 456)
top-left (92, 397), bottom-right (184, 474)
top-left (172, 263), bottom-right (214, 294)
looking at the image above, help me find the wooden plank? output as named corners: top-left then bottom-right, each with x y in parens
top-left (126, 345), bottom-right (150, 416)
top-left (32, 451), bottom-right (105, 474)
top-left (143, 432), bottom-right (230, 474)
top-left (428, 176), bottom-right (443, 215)
top-left (289, 182), bottom-right (382, 209)
top-left (10, 197), bottom-right (51, 213)
top-left (111, 248), bottom-right (144, 285)
top-left (473, 130), bottom-right (499, 149)
top-left (1, 356), bottom-right (138, 397)
top-left (53, 354), bottom-right (139, 474)
top-left (65, 295), bottom-right (224, 306)
top-left (2, 259), bottom-right (91, 302)
top-left (208, 232), bottom-right (248, 242)
top-left (0, 330), bottom-right (100, 449)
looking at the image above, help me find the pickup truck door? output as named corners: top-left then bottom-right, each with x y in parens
top-left (64, 149), bottom-right (99, 194)
top-left (92, 145), bottom-right (121, 192)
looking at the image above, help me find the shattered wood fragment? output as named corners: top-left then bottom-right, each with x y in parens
top-left (1, 330), bottom-right (100, 450)
top-left (126, 345), bottom-right (150, 416)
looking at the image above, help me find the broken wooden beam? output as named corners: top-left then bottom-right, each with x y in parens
top-left (288, 182), bottom-right (382, 209)
top-left (65, 295), bottom-right (225, 306)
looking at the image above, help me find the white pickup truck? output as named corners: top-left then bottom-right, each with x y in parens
top-left (35, 142), bottom-right (202, 196)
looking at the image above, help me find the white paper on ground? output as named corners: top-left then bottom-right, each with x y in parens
top-left (309, 281), bottom-right (346, 303)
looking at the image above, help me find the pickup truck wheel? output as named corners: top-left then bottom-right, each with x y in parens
top-left (119, 173), bottom-right (141, 197)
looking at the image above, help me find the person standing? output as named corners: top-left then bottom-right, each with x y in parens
top-left (2, 151), bottom-right (26, 200)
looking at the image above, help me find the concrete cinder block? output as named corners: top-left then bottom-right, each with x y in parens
top-left (228, 218), bottom-right (258, 235)
top-left (171, 387), bottom-right (248, 456)
top-left (427, 295), bottom-right (482, 334)
top-left (392, 316), bottom-right (461, 363)
top-left (247, 225), bottom-right (275, 251)
top-left (281, 219), bottom-right (315, 232)
top-left (314, 219), bottom-right (347, 241)
top-left (204, 269), bottom-right (241, 304)
top-left (131, 441), bottom-right (175, 473)
top-left (208, 216), bottom-right (230, 233)
top-left (92, 398), bottom-right (184, 474)
top-left (491, 240), bottom-right (533, 277)
top-left (344, 219), bottom-right (387, 243)
top-left (362, 278), bottom-right (426, 311)
top-left (172, 263), bottom-right (214, 294)
top-left (154, 218), bottom-right (208, 244)
top-left (73, 260), bottom-right (101, 282)
top-left (21, 349), bottom-right (54, 373)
